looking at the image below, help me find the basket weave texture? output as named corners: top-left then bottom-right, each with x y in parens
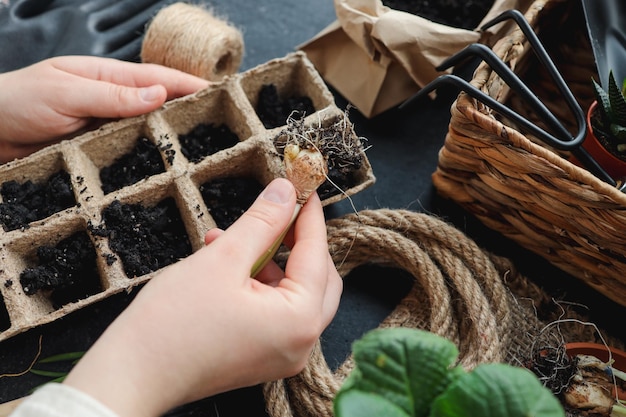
top-left (433, 0), bottom-right (626, 306)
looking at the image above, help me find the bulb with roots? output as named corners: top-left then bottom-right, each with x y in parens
top-left (250, 142), bottom-right (328, 277)
top-left (283, 142), bottom-right (328, 204)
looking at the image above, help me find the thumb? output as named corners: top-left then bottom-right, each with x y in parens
top-left (211, 178), bottom-right (297, 277)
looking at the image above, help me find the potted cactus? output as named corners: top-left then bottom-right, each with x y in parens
top-left (584, 70), bottom-right (626, 179)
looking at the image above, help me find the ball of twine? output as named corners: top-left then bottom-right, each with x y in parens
top-left (262, 209), bottom-right (620, 417)
top-left (141, 3), bottom-right (244, 81)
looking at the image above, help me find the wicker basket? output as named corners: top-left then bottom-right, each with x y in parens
top-left (433, 0), bottom-right (626, 306)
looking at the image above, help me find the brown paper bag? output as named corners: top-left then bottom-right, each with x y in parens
top-left (300, 0), bottom-right (533, 118)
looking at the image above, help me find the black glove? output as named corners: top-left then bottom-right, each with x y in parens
top-left (0, 0), bottom-right (174, 72)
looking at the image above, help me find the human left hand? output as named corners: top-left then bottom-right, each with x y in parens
top-left (0, 55), bottom-right (209, 163)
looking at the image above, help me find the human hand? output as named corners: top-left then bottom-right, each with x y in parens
top-left (63, 178), bottom-right (343, 417)
top-left (0, 55), bottom-right (209, 163)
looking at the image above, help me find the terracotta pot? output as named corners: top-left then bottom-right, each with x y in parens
top-left (567, 342), bottom-right (626, 369)
top-left (566, 342), bottom-right (626, 400)
top-left (582, 100), bottom-right (626, 179)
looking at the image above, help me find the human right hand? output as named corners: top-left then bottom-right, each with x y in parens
top-left (62, 178), bottom-right (343, 417)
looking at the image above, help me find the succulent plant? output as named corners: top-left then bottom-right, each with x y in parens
top-left (591, 70), bottom-right (626, 154)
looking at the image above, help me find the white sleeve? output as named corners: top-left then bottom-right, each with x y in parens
top-left (10, 383), bottom-right (119, 417)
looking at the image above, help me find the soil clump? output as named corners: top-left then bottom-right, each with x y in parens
top-left (256, 84), bottom-right (316, 129)
top-left (100, 136), bottom-right (165, 194)
top-left (19, 231), bottom-right (101, 309)
top-left (94, 198), bottom-right (192, 278)
top-left (200, 177), bottom-right (264, 229)
top-left (179, 123), bottom-right (240, 163)
top-left (0, 171), bottom-right (75, 231)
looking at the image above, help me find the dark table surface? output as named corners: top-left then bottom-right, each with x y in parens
top-left (0, 1), bottom-right (625, 416)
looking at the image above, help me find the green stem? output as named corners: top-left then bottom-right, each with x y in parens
top-left (250, 204), bottom-right (302, 277)
top-left (612, 367), bottom-right (626, 382)
top-left (611, 402), bottom-right (626, 417)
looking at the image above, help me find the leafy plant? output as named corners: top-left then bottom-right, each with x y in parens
top-left (591, 70), bottom-right (626, 154)
top-left (28, 351), bottom-right (84, 390)
top-left (333, 328), bottom-right (565, 417)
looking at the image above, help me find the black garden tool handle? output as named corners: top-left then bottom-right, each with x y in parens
top-left (0, 0), bottom-right (175, 72)
top-left (401, 9), bottom-right (623, 190)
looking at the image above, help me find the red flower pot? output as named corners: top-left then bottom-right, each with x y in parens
top-left (567, 342), bottom-right (626, 369)
top-left (582, 100), bottom-right (626, 179)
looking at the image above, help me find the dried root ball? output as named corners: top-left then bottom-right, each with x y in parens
top-left (284, 143), bottom-right (328, 204)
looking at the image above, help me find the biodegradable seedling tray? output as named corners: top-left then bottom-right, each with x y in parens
top-left (0, 52), bottom-right (375, 342)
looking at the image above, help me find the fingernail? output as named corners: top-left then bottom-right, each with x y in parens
top-left (139, 85), bottom-right (162, 102)
top-left (261, 178), bottom-right (293, 204)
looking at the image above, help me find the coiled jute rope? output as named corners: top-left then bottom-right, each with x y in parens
top-left (141, 3), bottom-right (244, 81)
top-left (262, 209), bottom-right (619, 417)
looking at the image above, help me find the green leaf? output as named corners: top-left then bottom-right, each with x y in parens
top-left (29, 369), bottom-right (68, 378)
top-left (592, 76), bottom-right (612, 123)
top-left (610, 123), bottom-right (626, 143)
top-left (37, 351), bottom-right (85, 364)
top-left (334, 389), bottom-right (411, 417)
top-left (608, 70), bottom-right (626, 126)
top-left (430, 363), bottom-right (565, 417)
top-left (335, 328), bottom-right (464, 417)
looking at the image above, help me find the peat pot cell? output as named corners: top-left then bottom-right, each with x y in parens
top-left (0, 292), bottom-right (10, 332)
top-left (200, 177), bottom-right (264, 229)
top-left (240, 55), bottom-right (332, 129)
top-left (273, 117), bottom-right (368, 201)
top-left (100, 136), bottom-right (166, 194)
top-left (19, 231), bottom-right (102, 309)
top-left (0, 170), bottom-right (76, 231)
top-left (382, 0), bottom-right (495, 30)
top-left (98, 198), bottom-right (192, 278)
top-left (255, 83), bottom-right (316, 129)
top-left (179, 123), bottom-right (240, 163)
top-left (160, 87), bottom-right (253, 163)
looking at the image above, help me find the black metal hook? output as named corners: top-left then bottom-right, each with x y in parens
top-left (400, 8), bottom-right (623, 189)
top-left (436, 44), bottom-right (572, 144)
top-left (480, 9), bottom-right (587, 142)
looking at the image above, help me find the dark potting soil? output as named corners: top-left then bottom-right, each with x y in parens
top-left (256, 84), bottom-right (316, 129)
top-left (527, 346), bottom-right (576, 398)
top-left (0, 170), bottom-right (76, 232)
top-left (100, 136), bottom-right (165, 194)
top-left (179, 123), bottom-right (240, 163)
top-left (318, 165), bottom-right (360, 201)
top-left (20, 231), bottom-right (101, 309)
top-left (591, 111), bottom-right (626, 163)
top-left (200, 177), bottom-right (264, 229)
top-left (382, 0), bottom-right (495, 30)
top-left (274, 115), bottom-right (367, 201)
top-left (95, 198), bottom-right (192, 278)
